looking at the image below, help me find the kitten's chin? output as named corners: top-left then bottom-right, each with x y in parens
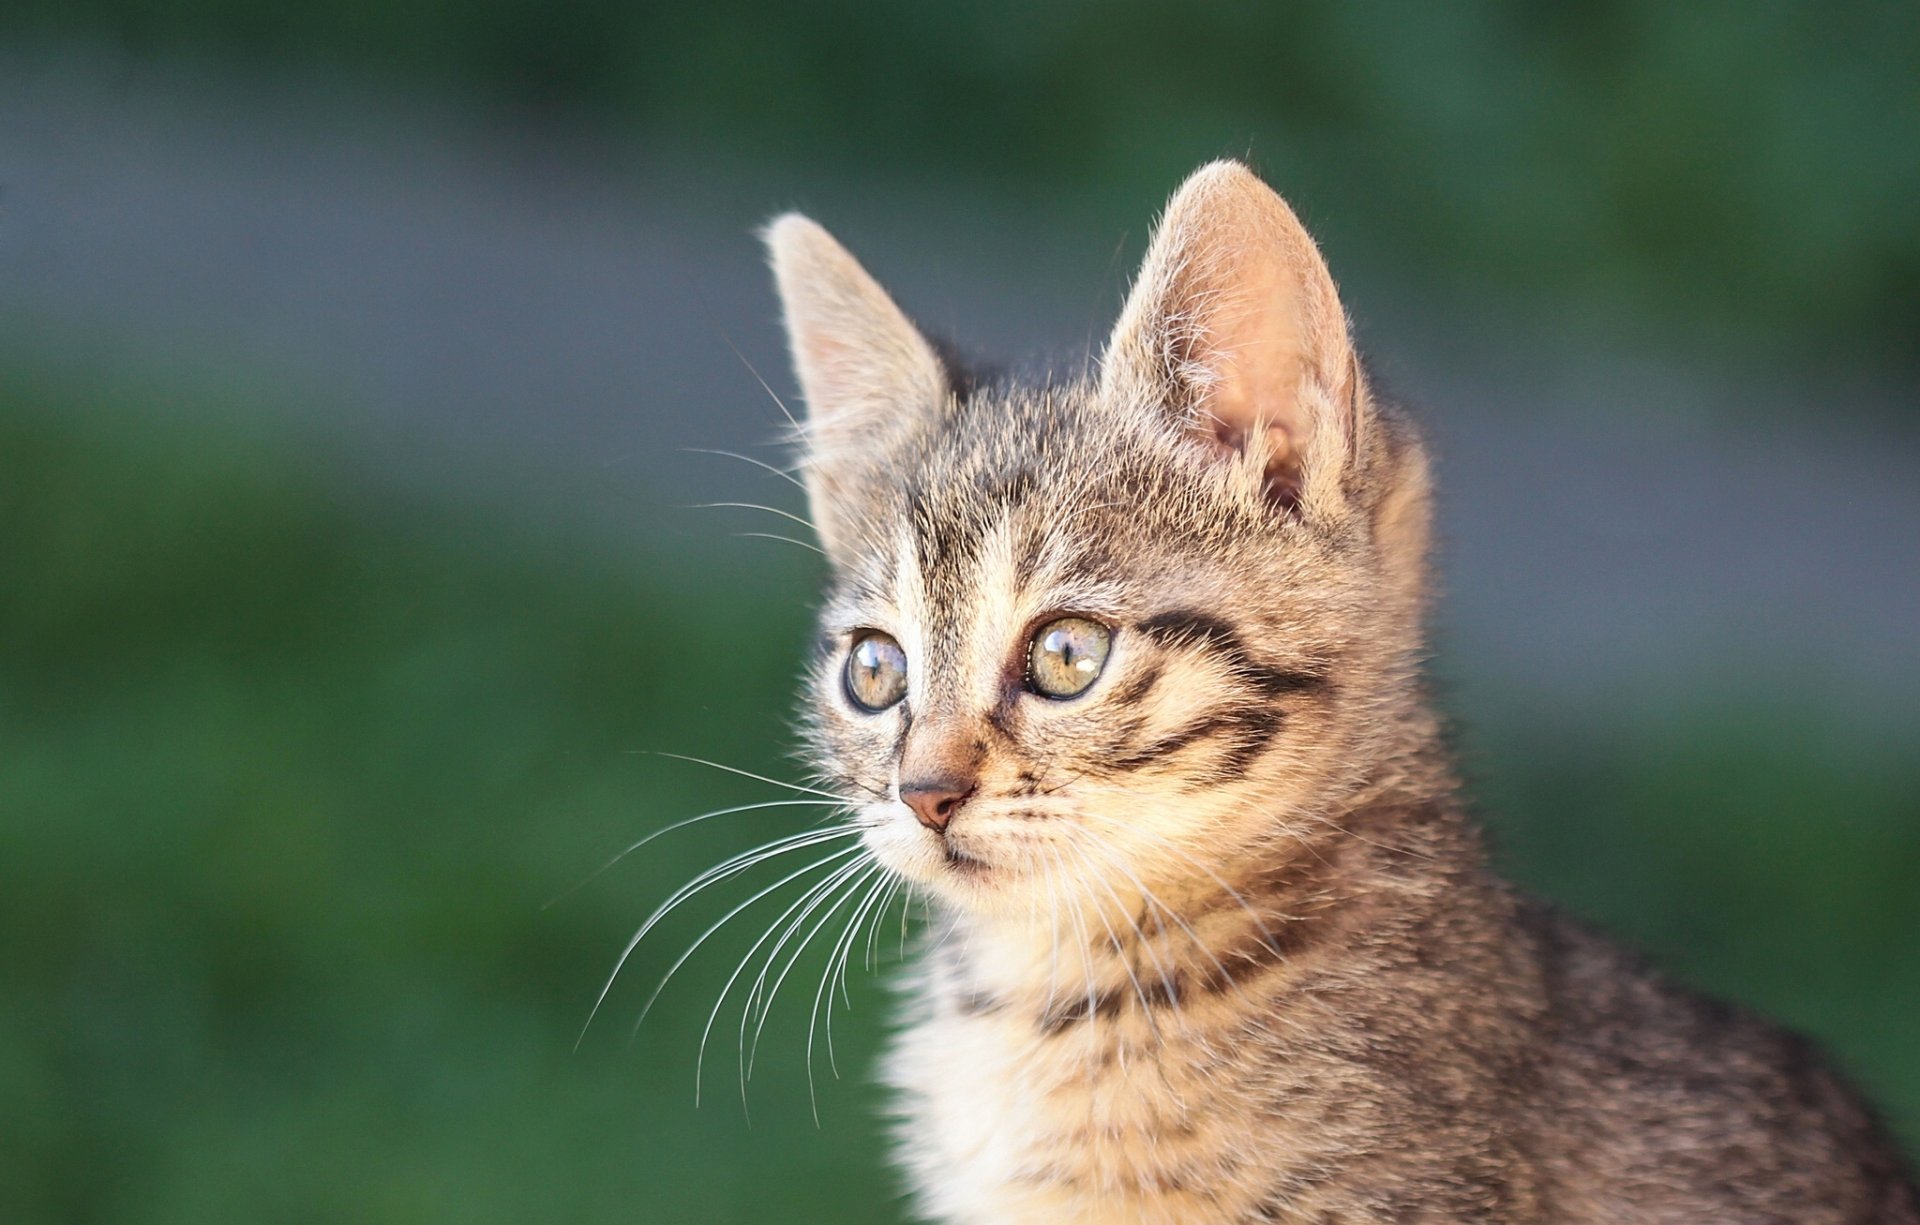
top-left (861, 824), bottom-right (1018, 911)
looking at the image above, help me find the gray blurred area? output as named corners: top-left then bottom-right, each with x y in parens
top-left (4, 50), bottom-right (1916, 726)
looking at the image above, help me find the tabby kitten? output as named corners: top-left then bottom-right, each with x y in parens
top-left (756, 161), bottom-right (1917, 1224)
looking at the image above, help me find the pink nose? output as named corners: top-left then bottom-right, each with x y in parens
top-left (901, 779), bottom-right (974, 833)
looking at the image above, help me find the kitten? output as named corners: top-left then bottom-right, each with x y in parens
top-left (757, 161), bottom-right (1918, 1223)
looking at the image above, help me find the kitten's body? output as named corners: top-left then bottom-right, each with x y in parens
top-left (893, 775), bottom-right (1909, 1224)
top-left (757, 163), bottom-right (1917, 1223)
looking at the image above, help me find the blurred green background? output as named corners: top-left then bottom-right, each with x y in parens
top-left (3, 3), bottom-right (1917, 1223)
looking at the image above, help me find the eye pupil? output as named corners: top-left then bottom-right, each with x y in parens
top-left (1028, 617), bottom-right (1111, 699)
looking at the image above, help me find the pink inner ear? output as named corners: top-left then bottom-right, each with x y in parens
top-left (1180, 261), bottom-right (1317, 498)
top-left (1101, 162), bottom-right (1358, 506)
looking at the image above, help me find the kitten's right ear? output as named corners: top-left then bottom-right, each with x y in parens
top-left (764, 214), bottom-right (947, 561)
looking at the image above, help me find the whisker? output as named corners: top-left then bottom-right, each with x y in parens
top-left (693, 501), bottom-right (818, 532)
top-left (1037, 765), bottom-right (1092, 798)
top-left (899, 884), bottom-right (915, 962)
top-left (741, 860), bottom-right (878, 1121)
top-left (680, 446), bottom-right (807, 490)
top-left (864, 875), bottom-right (904, 973)
top-left (636, 826), bottom-right (854, 943)
top-left (740, 857), bottom-right (879, 1077)
top-left (643, 843), bottom-right (866, 1044)
top-left (1084, 840), bottom-right (1184, 1026)
top-left (1312, 814), bottom-right (1434, 862)
top-left (545, 798), bottom-right (841, 910)
top-left (688, 851), bottom-right (873, 1108)
top-left (576, 826), bottom-right (856, 1048)
top-left (733, 854), bottom-right (873, 1078)
top-left (1106, 820), bottom-right (1289, 952)
top-left (1077, 833), bottom-right (1248, 1024)
top-left (721, 331), bottom-right (801, 431)
top-left (735, 531), bottom-right (827, 555)
top-left (1113, 847), bottom-right (1242, 1006)
top-left (813, 864), bottom-right (892, 1083)
top-left (639, 751), bottom-right (843, 800)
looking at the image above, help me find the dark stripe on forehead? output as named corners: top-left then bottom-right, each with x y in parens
top-left (909, 505), bottom-right (979, 680)
top-left (1134, 609), bottom-right (1329, 697)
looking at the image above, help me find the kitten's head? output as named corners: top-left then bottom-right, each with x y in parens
top-left (768, 162), bottom-right (1434, 919)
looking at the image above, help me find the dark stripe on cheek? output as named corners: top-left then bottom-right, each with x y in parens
top-left (1134, 609), bottom-right (1329, 698)
top-left (1110, 711), bottom-right (1243, 770)
top-left (1244, 664), bottom-right (1327, 699)
top-left (1109, 661), bottom-right (1164, 707)
top-left (1108, 703), bottom-right (1282, 774)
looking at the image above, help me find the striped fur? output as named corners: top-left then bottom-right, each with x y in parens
top-left (762, 162), bottom-right (1917, 1224)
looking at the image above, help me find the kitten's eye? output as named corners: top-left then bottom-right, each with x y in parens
top-left (1027, 617), bottom-right (1111, 699)
top-left (845, 632), bottom-right (909, 712)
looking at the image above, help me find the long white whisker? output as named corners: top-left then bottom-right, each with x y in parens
top-left (635, 841), bottom-right (865, 1042)
top-left (635, 826), bottom-right (851, 946)
top-left (680, 446), bottom-right (807, 490)
top-left (693, 501), bottom-right (818, 532)
top-left (1052, 843), bottom-right (1100, 1033)
top-left (545, 798), bottom-right (841, 909)
top-left (735, 531), bottom-right (827, 555)
top-left (639, 752), bottom-right (843, 800)
top-left (1311, 814), bottom-right (1434, 862)
top-left (864, 875), bottom-right (903, 973)
top-left (731, 852), bottom-right (870, 1069)
top-left (742, 857), bottom-right (874, 1079)
top-left (747, 861), bottom-right (878, 1123)
top-left (899, 886), bottom-right (916, 962)
top-left (1111, 820), bottom-right (1287, 950)
top-left (817, 865), bottom-right (893, 1080)
top-left (689, 851), bottom-right (872, 1108)
top-left (576, 826), bottom-right (856, 1048)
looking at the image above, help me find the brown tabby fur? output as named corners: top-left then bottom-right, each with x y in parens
top-left (759, 161), bottom-right (1918, 1224)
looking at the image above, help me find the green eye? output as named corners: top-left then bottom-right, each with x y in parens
top-left (845, 632), bottom-right (908, 712)
top-left (1027, 617), bottom-right (1111, 699)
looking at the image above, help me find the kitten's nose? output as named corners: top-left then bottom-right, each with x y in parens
top-left (901, 778), bottom-right (975, 833)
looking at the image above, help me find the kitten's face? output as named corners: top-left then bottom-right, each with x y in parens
top-left (768, 162), bottom-right (1431, 920)
top-left (803, 389), bottom-right (1363, 917)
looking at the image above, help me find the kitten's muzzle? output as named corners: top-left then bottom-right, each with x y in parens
top-left (901, 778), bottom-right (975, 834)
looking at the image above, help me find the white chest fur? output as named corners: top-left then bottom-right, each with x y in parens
top-left (881, 920), bottom-right (1316, 1225)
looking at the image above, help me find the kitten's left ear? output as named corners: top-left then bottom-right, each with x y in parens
top-left (1100, 160), bottom-right (1360, 511)
top-left (764, 213), bottom-right (948, 560)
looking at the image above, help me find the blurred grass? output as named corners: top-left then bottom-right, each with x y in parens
top-left (7, 1), bottom-right (1918, 378)
top-left (0, 368), bottom-right (904, 1223)
top-left (0, 365), bottom-right (1913, 1222)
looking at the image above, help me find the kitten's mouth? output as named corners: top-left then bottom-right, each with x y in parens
top-left (942, 844), bottom-right (991, 876)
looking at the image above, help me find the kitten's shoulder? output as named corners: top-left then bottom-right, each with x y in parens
top-left (1516, 897), bottom-right (1920, 1222)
